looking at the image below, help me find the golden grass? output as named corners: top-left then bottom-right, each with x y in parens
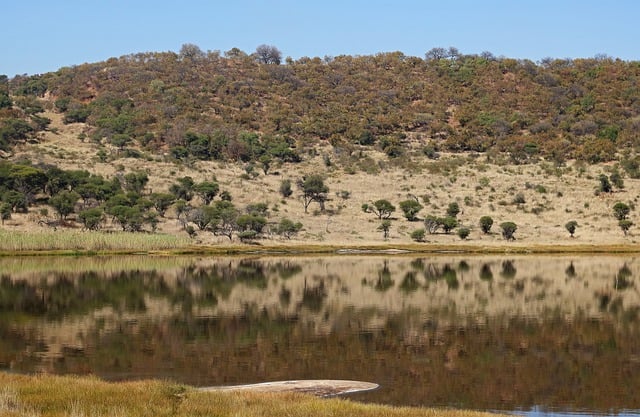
top-left (0, 372), bottom-right (508, 417)
top-left (0, 229), bottom-right (190, 254)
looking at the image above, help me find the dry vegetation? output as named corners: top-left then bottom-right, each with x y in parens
top-left (2, 48), bottom-right (640, 252)
top-left (2, 108), bottom-right (640, 253)
top-left (0, 372), bottom-right (508, 417)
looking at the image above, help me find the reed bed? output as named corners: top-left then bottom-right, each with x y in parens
top-left (0, 229), bottom-right (191, 253)
top-left (0, 372), bottom-right (507, 417)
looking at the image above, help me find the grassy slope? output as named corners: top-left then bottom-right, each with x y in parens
top-left (0, 372), bottom-right (507, 417)
top-left (4, 109), bottom-right (640, 253)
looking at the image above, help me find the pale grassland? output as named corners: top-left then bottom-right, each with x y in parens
top-left (0, 372), bottom-right (508, 417)
top-left (0, 229), bottom-right (190, 253)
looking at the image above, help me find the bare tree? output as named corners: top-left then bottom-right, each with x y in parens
top-left (255, 44), bottom-right (282, 65)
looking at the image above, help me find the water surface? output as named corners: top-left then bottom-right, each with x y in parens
top-left (1, 254), bottom-right (639, 416)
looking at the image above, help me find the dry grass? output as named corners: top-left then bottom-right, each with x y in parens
top-left (0, 229), bottom-right (190, 253)
top-left (0, 372), bottom-right (508, 417)
top-left (7, 109), bottom-right (640, 252)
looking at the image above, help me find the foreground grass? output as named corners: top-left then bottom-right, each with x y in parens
top-left (0, 229), bottom-right (190, 254)
top-left (0, 373), bottom-right (506, 417)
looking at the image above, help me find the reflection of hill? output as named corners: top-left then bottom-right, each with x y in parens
top-left (1, 255), bottom-right (640, 412)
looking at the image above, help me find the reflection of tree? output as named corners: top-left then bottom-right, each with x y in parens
top-left (300, 278), bottom-right (326, 311)
top-left (410, 258), bottom-right (425, 270)
top-left (614, 264), bottom-right (633, 291)
top-left (565, 262), bottom-right (576, 278)
top-left (279, 286), bottom-right (291, 306)
top-left (375, 261), bottom-right (394, 291)
top-left (272, 261), bottom-right (302, 279)
top-left (480, 264), bottom-right (493, 281)
top-left (500, 260), bottom-right (517, 279)
top-left (400, 271), bottom-right (420, 293)
top-left (424, 264), bottom-right (458, 290)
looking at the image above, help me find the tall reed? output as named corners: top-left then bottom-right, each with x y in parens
top-left (0, 229), bottom-right (190, 253)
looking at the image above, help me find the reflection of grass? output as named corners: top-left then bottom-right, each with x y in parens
top-left (0, 229), bottom-right (190, 253)
top-left (0, 372), bottom-right (507, 417)
top-left (0, 255), bottom-right (194, 275)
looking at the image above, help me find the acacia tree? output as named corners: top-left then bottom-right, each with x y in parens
top-left (193, 181), bottom-right (219, 205)
top-left (613, 202), bottom-right (630, 220)
top-left (78, 207), bottom-right (104, 230)
top-left (363, 199), bottom-right (396, 219)
top-left (399, 199), bottom-right (423, 221)
top-left (49, 190), bottom-right (80, 220)
top-left (565, 220), bottom-right (578, 237)
top-left (378, 220), bottom-right (392, 239)
top-left (276, 218), bottom-right (303, 239)
top-left (298, 175), bottom-right (328, 213)
top-left (619, 219), bottom-right (633, 236)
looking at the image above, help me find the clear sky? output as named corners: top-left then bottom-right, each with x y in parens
top-left (2, 0), bottom-right (639, 76)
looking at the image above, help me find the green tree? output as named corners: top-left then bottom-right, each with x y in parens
top-left (446, 202), bottom-right (460, 218)
top-left (193, 181), bottom-right (220, 205)
top-left (187, 205), bottom-right (217, 230)
top-left (259, 154), bottom-right (272, 175)
top-left (2, 190), bottom-right (27, 213)
top-left (479, 216), bottom-right (494, 234)
top-left (399, 199), bottom-right (423, 221)
top-left (364, 199), bottom-right (396, 219)
top-left (78, 207), bottom-right (104, 230)
top-left (500, 222), bottom-right (518, 240)
top-left (613, 202), bottom-right (630, 220)
top-left (149, 193), bottom-right (175, 217)
top-left (276, 218), bottom-right (303, 239)
top-left (610, 171), bottom-right (624, 189)
top-left (298, 174), bottom-right (328, 213)
top-left (48, 190), bottom-right (80, 220)
top-left (619, 219), bottom-right (633, 236)
top-left (0, 202), bottom-right (11, 225)
top-left (8, 164), bottom-right (47, 204)
top-left (565, 220), bottom-right (578, 237)
top-left (123, 171), bottom-right (148, 193)
top-left (598, 174), bottom-right (612, 193)
top-left (236, 213), bottom-right (267, 236)
top-left (377, 219), bottom-right (392, 239)
top-left (209, 200), bottom-right (239, 240)
top-left (440, 216), bottom-right (458, 234)
top-left (169, 176), bottom-right (195, 201)
top-left (109, 205), bottom-right (148, 232)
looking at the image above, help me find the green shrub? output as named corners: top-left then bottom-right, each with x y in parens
top-left (410, 228), bottom-right (426, 242)
top-left (500, 222), bottom-right (517, 240)
top-left (457, 227), bottom-right (470, 240)
top-left (479, 216), bottom-right (494, 234)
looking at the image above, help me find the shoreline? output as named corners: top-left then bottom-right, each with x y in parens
top-left (2, 241), bottom-right (640, 257)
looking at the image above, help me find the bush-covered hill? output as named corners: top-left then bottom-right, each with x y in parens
top-left (2, 45), bottom-right (640, 164)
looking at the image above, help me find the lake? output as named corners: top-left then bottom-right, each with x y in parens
top-left (1, 254), bottom-right (640, 416)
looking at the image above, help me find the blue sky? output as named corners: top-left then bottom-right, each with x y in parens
top-left (2, 0), bottom-right (639, 76)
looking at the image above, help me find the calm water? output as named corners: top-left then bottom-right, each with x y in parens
top-left (1, 254), bottom-right (640, 416)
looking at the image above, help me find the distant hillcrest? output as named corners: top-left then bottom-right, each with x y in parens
top-left (2, 45), bottom-right (640, 165)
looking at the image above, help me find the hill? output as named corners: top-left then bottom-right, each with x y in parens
top-left (1, 46), bottom-right (640, 250)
